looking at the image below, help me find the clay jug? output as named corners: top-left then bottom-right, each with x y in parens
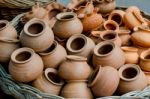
top-left (92, 41), bottom-right (125, 69)
top-left (108, 10), bottom-right (125, 25)
top-left (103, 20), bottom-right (119, 32)
top-left (53, 12), bottom-right (83, 39)
top-left (131, 26), bottom-right (150, 48)
top-left (58, 55), bottom-right (92, 81)
top-left (98, 30), bottom-right (122, 46)
top-left (20, 18), bottom-right (54, 52)
top-left (32, 68), bottom-right (64, 95)
top-left (61, 80), bottom-right (93, 99)
top-left (0, 20), bottom-right (17, 38)
top-left (144, 71), bottom-right (150, 85)
top-left (88, 66), bottom-right (119, 97)
top-left (118, 64), bottom-right (147, 94)
top-left (66, 34), bottom-right (95, 61)
top-left (39, 41), bottom-right (67, 69)
top-left (121, 46), bottom-right (139, 64)
top-left (140, 49), bottom-right (150, 72)
top-left (9, 48), bottom-right (44, 83)
top-left (0, 37), bottom-right (19, 63)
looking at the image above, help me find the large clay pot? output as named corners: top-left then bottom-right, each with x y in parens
top-left (0, 20), bottom-right (17, 38)
top-left (66, 34), bottom-right (95, 61)
top-left (53, 12), bottom-right (83, 39)
top-left (9, 48), bottom-right (44, 83)
top-left (103, 20), bottom-right (119, 32)
top-left (144, 71), bottom-right (150, 85)
top-left (20, 18), bottom-right (54, 52)
top-left (61, 80), bottom-right (93, 99)
top-left (88, 66), bottom-right (119, 97)
top-left (0, 37), bottom-right (19, 63)
top-left (121, 46), bottom-right (139, 64)
top-left (118, 64), bottom-right (147, 94)
top-left (92, 41), bottom-right (125, 69)
top-left (58, 55), bottom-right (91, 81)
top-left (32, 68), bottom-right (64, 95)
top-left (39, 41), bottom-right (67, 69)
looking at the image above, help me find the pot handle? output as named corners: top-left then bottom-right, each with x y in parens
top-left (0, 37), bottom-right (19, 43)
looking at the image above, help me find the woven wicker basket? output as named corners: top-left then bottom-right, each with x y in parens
top-left (1, 6), bottom-right (150, 99)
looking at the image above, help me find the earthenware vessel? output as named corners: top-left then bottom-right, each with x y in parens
top-left (67, 0), bottom-right (86, 9)
top-left (58, 55), bottom-right (91, 81)
top-left (89, 31), bottom-right (101, 43)
top-left (134, 45), bottom-right (149, 56)
top-left (0, 37), bottom-right (19, 63)
top-left (88, 66), bottom-right (119, 97)
top-left (144, 71), bottom-right (150, 85)
top-left (9, 48), bottom-right (44, 83)
top-left (121, 46), bottom-right (139, 64)
top-left (103, 20), bottom-right (119, 32)
top-left (61, 80), bottom-right (93, 99)
top-left (32, 68), bottom-right (64, 95)
top-left (93, 41), bottom-right (125, 69)
top-left (66, 34), bottom-right (95, 61)
top-left (39, 41), bottom-right (67, 69)
top-left (118, 64), bottom-right (147, 94)
top-left (20, 18), bottom-right (54, 52)
top-left (0, 20), bottom-right (17, 38)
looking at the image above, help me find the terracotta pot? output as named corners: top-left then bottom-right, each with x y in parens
top-left (103, 20), bottom-right (119, 32)
top-left (39, 41), bottom-right (67, 69)
top-left (61, 80), bottom-right (93, 99)
top-left (121, 46), bottom-right (139, 64)
top-left (0, 37), bottom-right (19, 63)
top-left (118, 64), bottom-right (147, 94)
top-left (92, 41), bottom-right (125, 69)
top-left (108, 10), bottom-right (125, 25)
top-left (0, 20), bottom-right (17, 39)
top-left (144, 71), bottom-right (150, 85)
top-left (9, 48), bottom-right (44, 83)
top-left (67, 0), bottom-right (86, 9)
top-left (53, 12), bottom-right (83, 39)
top-left (66, 34), bottom-right (95, 61)
top-left (134, 45), bottom-right (149, 56)
top-left (94, 0), bottom-right (116, 14)
top-left (88, 66), bottom-right (119, 97)
top-left (20, 18), bottom-right (54, 52)
top-left (32, 68), bottom-right (64, 95)
top-left (126, 6), bottom-right (141, 13)
top-left (58, 55), bottom-right (91, 81)
top-left (131, 26), bottom-right (150, 48)
top-left (97, 30), bottom-right (122, 46)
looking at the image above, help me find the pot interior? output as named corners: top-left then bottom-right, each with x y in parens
top-left (122, 67), bottom-right (138, 79)
top-left (60, 14), bottom-right (74, 20)
top-left (0, 22), bottom-right (6, 29)
top-left (47, 72), bottom-right (62, 84)
top-left (144, 54), bottom-right (150, 59)
top-left (15, 51), bottom-right (32, 62)
top-left (98, 44), bottom-right (113, 55)
top-left (42, 42), bottom-right (56, 53)
top-left (103, 32), bottom-right (116, 40)
top-left (111, 14), bottom-right (121, 24)
top-left (106, 23), bottom-right (116, 30)
top-left (28, 23), bottom-right (43, 34)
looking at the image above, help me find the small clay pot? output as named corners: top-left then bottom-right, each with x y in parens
top-left (20, 18), bottom-right (54, 52)
top-left (88, 66), bottom-right (119, 97)
top-left (61, 80), bottom-right (93, 99)
top-left (118, 64), bottom-right (147, 94)
top-left (144, 71), bottom-right (150, 85)
top-left (121, 46), bottom-right (139, 64)
top-left (32, 68), bottom-right (64, 95)
top-left (66, 34), bottom-right (95, 61)
top-left (0, 37), bottom-right (19, 63)
top-left (9, 48), bottom-right (44, 83)
top-left (103, 20), bottom-right (119, 32)
top-left (53, 12), bottom-right (83, 39)
top-left (0, 20), bottom-right (17, 39)
top-left (92, 41), bottom-right (125, 69)
top-left (108, 10), bottom-right (125, 25)
top-left (58, 55), bottom-right (92, 81)
top-left (39, 41), bottom-right (67, 69)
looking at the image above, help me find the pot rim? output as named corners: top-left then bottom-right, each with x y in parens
top-left (0, 20), bottom-right (9, 31)
top-left (140, 49), bottom-right (150, 61)
top-left (118, 64), bottom-right (140, 81)
top-left (103, 20), bottom-right (119, 31)
top-left (0, 37), bottom-right (19, 43)
top-left (100, 30), bottom-right (118, 41)
top-left (56, 12), bottom-right (77, 21)
top-left (66, 55), bottom-right (87, 61)
top-left (121, 46), bottom-right (138, 52)
top-left (44, 68), bottom-right (64, 86)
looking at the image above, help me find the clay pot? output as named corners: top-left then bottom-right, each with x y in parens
top-left (131, 26), bottom-right (150, 48)
top-left (0, 20), bottom-right (17, 39)
top-left (9, 48), bottom-right (44, 83)
top-left (39, 41), bottom-right (67, 69)
top-left (53, 12), bottom-right (83, 39)
top-left (32, 68), bottom-right (64, 95)
top-left (54, 36), bottom-right (67, 47)
top-left (92, 41), bottom-right (125, 69)
top-left (94, 0), bottom-right (116, 14)
top-left (89, 31), bottom-right (101, 43)
top-left (97, 30), bottom-right (122, 46)
top-left (103, 20), bottom-right (119, 32)
top-left (0, 37), bottom-right (19, 63)
top-left (134, 45), bottom-right (149, 56)
top-left (121, 46), bottom-right (139, 64)
top-left (67, 0), bottom-right (86, 9)
top-left (144, 71), bottom-right (150, 85)
top-left (61, 80), bottom-right (93, 99)
top-left (108, 10), bottom-right (125, 25)
top-left (88, 66), bottom-right (119, 97)
top-left (66, 34), bottom-right (95, 61)
top-left (20, 18), bottom-right (54, 52)
top-left (58, 55), bottom-right (91, 81)
top-left (118, 64), bottom-right (147, 94)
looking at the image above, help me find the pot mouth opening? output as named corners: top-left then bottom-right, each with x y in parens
top-left (57, 12), bottom-right (76, 21)
top-left (140, 50), bottom-right (150, 61)
top-left (0, 20), bottom-right (8, 30)
top-left (105, 23), bottom-right (117, 30)
top-left (15, 51), bottom-right (32, 62)
top-left (111, 14), bottom-right (122, 25)
top-left (28, 23), bottom-right (44, 35)
top-left (144, 54), bottom-right (150, 60)
top-left (102, 31), bottom-right (117, 41)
